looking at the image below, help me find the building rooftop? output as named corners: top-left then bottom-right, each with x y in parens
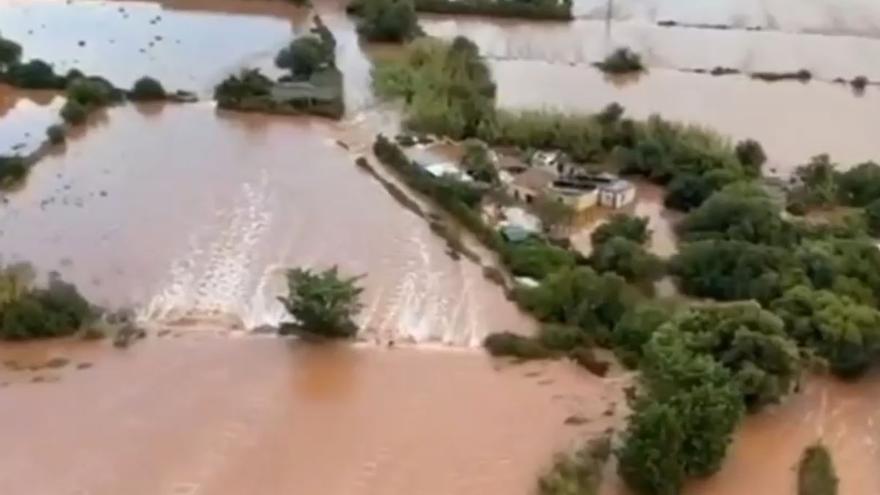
top-left (601, 179), bottom-right (634, 193)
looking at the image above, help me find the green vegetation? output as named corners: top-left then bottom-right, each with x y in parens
top-left (0, 265), bottom-right (96, 340)
top-left (46, 124), bottom-right (66, 145)
top-left (217, 16), bottom-right (344, 119)
top-left (594, 48), bottom-right (644, 74)
top-left (129, 76), bottom-right (167, 101)
top-left (0, 33), bottom-right (22, 69)
top-left (277, 266), bottom-right (364, 339)
top-left (1, 59), bottom-right (67, 89)
top-left (412, 0), bottom-right (571, 20)
top-left (538, 437), bottom-right (610, 495)
top-left (60, 100), bottom-right (87, 125)
top-left (591, 214), bottom-right (650, 246)
top-left (349, 0), bottom-right (422, 42)
top-left (461, 140), bottom-right (498, 184)
top-left (373, 36), bottom-right (496, 139)
top-left (798, 444), bottom-right (838, 495)
top-left (0, 155), bottom-right (27, 187)
top-left (370, 35), bottom-right (880, 495)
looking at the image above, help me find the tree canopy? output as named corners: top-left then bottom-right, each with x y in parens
top-left (278, 266), bottom-right (364, 338)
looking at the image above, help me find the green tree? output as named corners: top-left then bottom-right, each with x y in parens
top-left (60, 100), bottom-right (87, 125)
top-left (798, 444), bottom-right (838, 495)
top-left (734, 139), bottom-right (766, 176)
top-left (502, 238), bottom-right (575, 280)
top-left (678, 184), bottom-right (791, 245)
top-left (771, 286), bottom-right (880, 377)
top-left (651, 303), bottom-right (800, 410)
top-left (130, 76), bottom-right (166, 101)
top-left (356, 0), bottom-right (421, 42)
top-left (539, 437), bottom-right (610, 495)
top-left (514, 266), bottom-right (635, 332)
top-left (836, 161), bottom-right (880, 206)
top-left (278, 266), bottom-right (364, 338)
top-left (4, 59), bottom-right (64, 89)
top-left (275, 35), bottom-right (328, 78)
top-left (0, 271), bottom-right (95, 341)
top-left (590, 237), bottom-right (663, 283)
top-left (616, 401), bottom-right (686, 495)
top-left (0, 35), bottom-right (22, 68)
top-left (611, 303), bottom-right (671, 366)
top-left (595, 47), bottom-right (644, 74)
top-left (46, 124), bottom-right (65, 145)
top-left (793, 154), bottom-right (839, 208)
top-left (671, 240), bottom-right (804, 304)
top-left (66, 77), bottom-right (117, 107)
top-left (460, 140), bottom-right (498, 184)
top-left (591, 214), bottom-right (650, 247)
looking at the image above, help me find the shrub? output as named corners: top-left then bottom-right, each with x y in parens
top-left (866, 198), bottom-right (880, 237)
top-left (60, 100), bottom-right (88, 125)
top-left (66, 77), bottom-right (118, 107)
top-left (0, 155), bottom-right (28, 185)
top-left (837, 161), bottom-right (880, 206)
top-left (277, 266), bottom-right (364, 338)
top-left (3, 59), bottom-right (65, 89)
top-left (130, 76), bottom-right (166, 100)
top-left (616, 401), bottom-right (686, 495)
top-left (483, 331), bottom-right (551, 359)
top-left (610, 303), bottom-right (671, 365)
top-left (0, 270), bottom-right (96, 340)
top-left (537, 324), bottom-right (590, 352)
top-left (678, 183), bottom-right (792, 245)
top-left (276, 35), bottom-right (331, 78)
top-left (798, 444), bottom-right (838, 495)
top-left (46, 124), bottom-right (66, 145)
top-left (538, 436), bottom-right (610, 495)
top-left (595, 48), bottom-right (644, 74)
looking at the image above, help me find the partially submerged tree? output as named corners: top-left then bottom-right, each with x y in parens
top-left (278, 266), bottom-right (364, 338)
top-left (595, 47), bottom-right (644, 74)
top-left (130, 76), bottom-right (167, 101)
top-left (798, 444), bottom-right (838, 495)
top-left (355, 0), bottom-right (421, 42)
top-left (591, 214), bottom-right (651, 247)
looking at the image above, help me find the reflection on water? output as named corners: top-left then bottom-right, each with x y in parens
top-left (0, 103), bottom-right (532, 343)
top-left (0, 337), bottom-right (619, 495)
top-left (492, 61), bottom-right (880, 175)
top-left (0, 84), bottom-right (63, 156)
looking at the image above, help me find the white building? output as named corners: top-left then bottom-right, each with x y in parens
top-left (598, 179), bottom-right (636, 208)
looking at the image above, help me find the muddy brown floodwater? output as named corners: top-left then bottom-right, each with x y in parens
top-left (0, 336), bottom-right (624, 495)
top-left (421, 15), bottom-right (880, 175)
top-left (2, 1), bottom-right (880, 495)
top-left (0, 102), bottom-right (533, 343)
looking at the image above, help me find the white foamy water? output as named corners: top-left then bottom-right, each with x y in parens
top-left (0, 103), bottom-right (532, 344)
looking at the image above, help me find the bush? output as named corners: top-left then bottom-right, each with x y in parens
top-left (66, 77), bottom-right (118, 107)
top-left (595, 48), bottom-right (644, 74)
top-left (568, 347), bottom-right (609, 376)
top-left (616, 401), bottom-right (686, 495)
top-left (591, 214), bottom-right (650, 247)
top-left (483, 331), bottom-right (551, 359)
top-left (538, 437), bottom-right (610, 495)
top-left (0, 270), bottom-right (96, 340)
top-left (46, 124), bottom-right (66, 145)
top-left (60, 100), bottom-right (88, 125)
top-left (276, 35), bottom-right (332, 78)
top-left (537, 324), bottom-right (590, 352)
top-left (678, 183), bottom-right (792, 245)
top-left (0, 155), bottom-right (28, 186)
top-left (866, 198), bottom-right (880, 237)
top-left (214, 69), bottom-right (273, 105)
top-left (3, 59), bottom-right (65, 89)
top-left (837, 161), bottom-right (880, 206)
top-left (130, 76), bottom-right (166, 100)
top-left (798, 444), bottom-right (838, 495)
top-left (734, 139), bottom-right (766, 176)
top-left (277, 266), bottom-right (364, 338)
top-left (355, 0), bottom-right (422, 42)
top-left (610, 303), bottom-right (671, 365)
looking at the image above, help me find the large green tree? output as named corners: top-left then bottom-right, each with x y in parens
top-left (278, 266), bottom-right (364, 338)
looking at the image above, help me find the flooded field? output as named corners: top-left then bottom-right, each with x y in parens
top-left (2, 0), bottom-right (880, 494)
top-left (0, 336), bottom-right (622, 495)
top-left (0, 102), bottom-right (532, 343)
top-left (420, 14), bottom-right (880, 174)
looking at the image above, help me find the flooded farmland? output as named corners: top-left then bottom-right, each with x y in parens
top-left (2, 0), bottom-right (880, 494)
